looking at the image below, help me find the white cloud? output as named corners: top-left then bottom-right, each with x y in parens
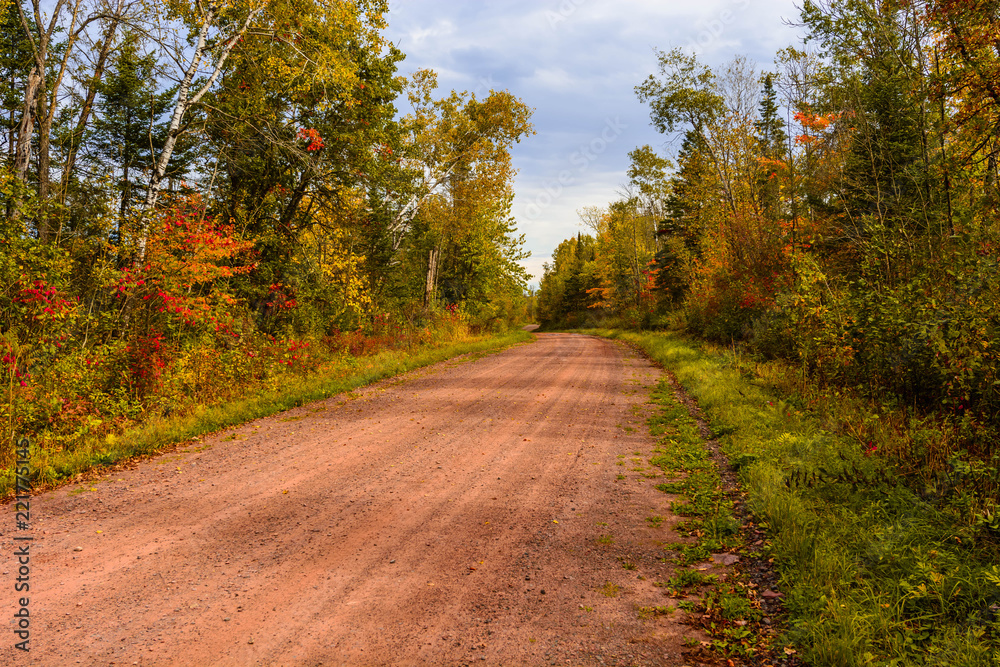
top-left (384, 0), bottom-right (805, 289)
top-left (525, 67), bottom-right (578, 92)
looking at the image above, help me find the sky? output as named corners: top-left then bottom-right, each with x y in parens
top-left (382, 0), bottom-right (805, 288)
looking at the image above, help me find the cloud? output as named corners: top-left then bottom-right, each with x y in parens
top-left (385, 0), bottom-right (804, 288)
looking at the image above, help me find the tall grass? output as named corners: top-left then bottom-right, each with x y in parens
top-left (586, 328), bottom-right (1000, 667)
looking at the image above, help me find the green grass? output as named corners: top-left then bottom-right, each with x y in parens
top-left (656, 569), bottom-right (719, 595)
top-left (1, 329), bottom-right (533, 498)
top-left (584, 328), bottom-right (1000, 666)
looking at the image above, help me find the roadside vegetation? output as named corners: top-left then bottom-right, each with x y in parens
top-left (536, 4), bottom-right (1000, 663)
top-left (1, 325), bottom-right (532, 498)
top-left (583, 329), bottom-right (1000, 665)
top-left (2, 1), bottom-right (534, 487)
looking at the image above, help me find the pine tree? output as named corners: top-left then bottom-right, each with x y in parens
top-left (0, 2), bottom-right (35, 169)
top-left (754, 73), bottom-right (787, 216)
top-left (87, 33), bottom-right (177, 230)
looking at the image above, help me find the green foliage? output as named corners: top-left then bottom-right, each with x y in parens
top-left (88, 32), bottom-right (181, 225)
top-left (2, 0), bottom-right (537, 480)
top-left (605, 329), bottom-right (1000, 666)
top-left (0, 322), bottom-right (531, 496)
top-left (635, 48), bottom-right (723, 136)
top-left (538, 0), bottom-right (1000, 528)
top-left (536, 233), bottom-right (600, 327)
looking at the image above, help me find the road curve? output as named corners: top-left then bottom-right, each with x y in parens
top-left (3, 333), bottom-right (707, 666)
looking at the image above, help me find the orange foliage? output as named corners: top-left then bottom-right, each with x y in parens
top-left (116, 198), bottom-right (257, 334)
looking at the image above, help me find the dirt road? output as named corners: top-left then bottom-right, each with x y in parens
top-left (4, 333), bottom-right (714, 666)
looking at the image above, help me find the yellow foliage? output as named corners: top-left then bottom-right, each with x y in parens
top-left (298, 197), bottom-right (372, 324)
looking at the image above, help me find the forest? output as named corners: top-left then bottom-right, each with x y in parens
top-left (6, 0), bottom-right (1000, 663)
top-left (534, 4), bottom-right (1000, 661)
top-left (538, 0), bottom-right (1000, 453)
top-left (1, 0), bottom-right (534, 468)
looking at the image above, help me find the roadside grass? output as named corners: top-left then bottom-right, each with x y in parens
top-left (641, 363), bottom-right (766, 659)
top-left (1, 329), bottom-right (533, 499)
top-left (585, 328), bottom-right (1000, 666)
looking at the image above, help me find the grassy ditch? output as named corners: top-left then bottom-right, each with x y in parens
top-left (643, 378), bottom-right (774, 660)
top-left (2, 329), bottom-right (533, 498)
top-left (586, 329), bottom-right (1000, 667)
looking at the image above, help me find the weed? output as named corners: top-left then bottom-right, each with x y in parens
top-left (703, 588), bottom-right (760, 622)
top-left (596, 534), bottom-right (614, 546)
top-left (646, 515), bottom-right (666, 528)
top-left (2, 330), bottom-right (532, 499)
top-left (637, 605), bottom-right (675, 619)
top-left (599, 581), bottom-right (620, 598)
top-left (658, 569), bottom-right (718, 594)
top-left (588, 329), bottom-right (1000, 664)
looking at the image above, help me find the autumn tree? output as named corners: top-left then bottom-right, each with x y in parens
top-left (536, 233), bottom-right (599, 326)
top-left (637, 51), bottom-right (792, 338)
top-left (397, 72), bottom-right (534, 318)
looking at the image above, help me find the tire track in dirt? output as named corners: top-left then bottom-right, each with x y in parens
top-left (2, 333), bottom-right (714, 666)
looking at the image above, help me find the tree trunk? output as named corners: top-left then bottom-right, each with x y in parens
top-left (141, 4), bottom-right (260, 258)
top-left (35, 77), bottom-right (53, 240)
top-left (424, 247), bottom-right (439, 309)
top-left (58, 18), bottom-right (120, 207)
top-left (13, 66), bottom-right (42, 188)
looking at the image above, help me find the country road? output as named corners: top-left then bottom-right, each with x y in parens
top-left (3, 333), bottom-right (718, 666)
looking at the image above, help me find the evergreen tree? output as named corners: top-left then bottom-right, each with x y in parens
top-left (754, 73), bottom-right (787, 215)
top-left (0, 2), bottom-right (35, 169)
top-left (87, 33), bottom-right (177, 229)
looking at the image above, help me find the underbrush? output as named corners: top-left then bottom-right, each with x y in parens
top-left (587, 328), bottom-right (1000, 666)
top-left (0, 323), bottom-right (532, 498)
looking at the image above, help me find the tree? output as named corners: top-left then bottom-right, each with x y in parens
top-left (202, 12), bottom-right (407, 329)
top-left (88, 33), bottom-right (177, 227)
top-left (1, 0), bottom-right (34, 170)
top-left (397, 74), bottom-right (534, 313)
top-left (754, 73), bottom-right (788, 216)
top-left (12, 0), bottom-right (112, 237)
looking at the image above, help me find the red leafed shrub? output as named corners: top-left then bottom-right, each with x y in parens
top-left (126, 331), bottom-right (169, 397)
top-left (115, 198), bottom-right (257, 338)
